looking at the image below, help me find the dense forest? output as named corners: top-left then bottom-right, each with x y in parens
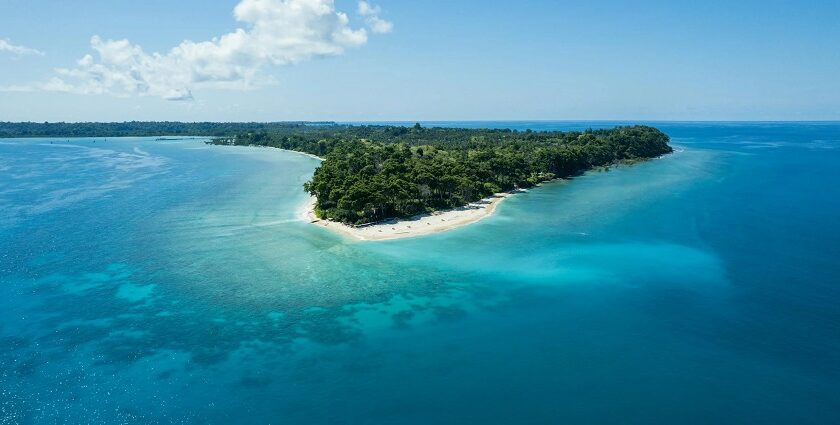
top-left (0, 121), bottom-right (672, 225)
top-left (212, 124), bottom-right (673, 225)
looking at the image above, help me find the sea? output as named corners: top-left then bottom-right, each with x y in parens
top-left (1, 122), bottom-right (838, 424)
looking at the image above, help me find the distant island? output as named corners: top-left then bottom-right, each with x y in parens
top-left (0, 121), bottom-right (672, 239)
top-left (0, 121), bottom-right (338, 138)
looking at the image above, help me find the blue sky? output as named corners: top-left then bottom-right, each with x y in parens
top-left (1, 0), bottom-right (838, 121)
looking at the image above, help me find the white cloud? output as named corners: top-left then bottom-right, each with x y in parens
top-left (0, 38), bottom-right (44, 56)
top-left (358, 1), bottom-right (393, 34)
top-left (6, 0), bottom-right (391, 100)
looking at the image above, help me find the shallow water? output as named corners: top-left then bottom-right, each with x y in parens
top-left (1, 123), bottom-right (839, 424)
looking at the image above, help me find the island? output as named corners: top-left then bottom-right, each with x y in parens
top-left (210, 124), bottom-right (673, 239)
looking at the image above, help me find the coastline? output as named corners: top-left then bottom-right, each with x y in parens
top-left (227, 142), bottom-right (669, 242)
top-left (259, 145), bottom-right (325, 161)
top-left (284, 149), bottom-right (664, 241)
top-left (281, 149), bottom-right (324, 161)
top-left (299, 191), bottom-right (523, 241)
top-left (243, 143), bottom-right (518, 240)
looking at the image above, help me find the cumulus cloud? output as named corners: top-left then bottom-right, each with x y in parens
top-left (0, 38), bottom-right (44, 56)
top-left (6, 0), bottom-right (391, 100)
top-left (358, 1), bottom-right (393, 34)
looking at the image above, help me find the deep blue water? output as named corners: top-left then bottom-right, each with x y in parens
top-left (1, 123), bottom-right (839, 424)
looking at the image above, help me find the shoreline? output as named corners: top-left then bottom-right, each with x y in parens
top-left (281, 149), bottom-right (664, 241)
top-left (245, 145), bottom-right (325, 161)
top-left (214, 142), bottom-right (327, 161)
top-left (299, 190), bottom-right (524, 241)
top-left (280, 149), bottom-right (324, 161)
top-left (235, 144), bottom-right (521, 241)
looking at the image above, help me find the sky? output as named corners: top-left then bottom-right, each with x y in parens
top-left (0, 0), bottom-right (839, 122)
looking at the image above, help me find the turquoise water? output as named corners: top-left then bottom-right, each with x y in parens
top-left (1, 123), bottom-right (839, 424)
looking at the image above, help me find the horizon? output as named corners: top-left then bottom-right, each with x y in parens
top-left (2, 0), bottom-right (839, 122)
top-left (4, 119), bottom-right (840, 125)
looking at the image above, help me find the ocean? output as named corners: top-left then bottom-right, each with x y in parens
top-left (1, 123), bottom-right (838, 424)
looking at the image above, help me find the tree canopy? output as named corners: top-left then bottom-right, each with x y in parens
top-left (214, 124), bottom-right (673, 224)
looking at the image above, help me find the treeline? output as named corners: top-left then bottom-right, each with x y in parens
top-left (0, 121), bottom-right (335, 138)
top-left (215, 124), bottom-right (672, 224)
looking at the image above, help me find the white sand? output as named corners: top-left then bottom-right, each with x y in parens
top-left (285, 150), bottom-right (324, 161)
top-left (299, 191), bottom-right (522, 241)
top-left (273, 146), bottom-right (526, 241)
top-left (267, 147), bottom-right (324, 161)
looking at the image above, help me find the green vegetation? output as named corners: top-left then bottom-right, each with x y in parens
top-left (214, 124), bottom-right (673, 225)
top-left (0, 121), bottom-right (672, 225)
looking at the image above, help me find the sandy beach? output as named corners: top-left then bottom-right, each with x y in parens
top-left (279, 145), bottom-right (524, 240)
top-left (270, 145), bottom-right (512, 240)
top-left (282, 149), bottom-right (324, 161)
top-left (299, 191), bottom-right (521, 241)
